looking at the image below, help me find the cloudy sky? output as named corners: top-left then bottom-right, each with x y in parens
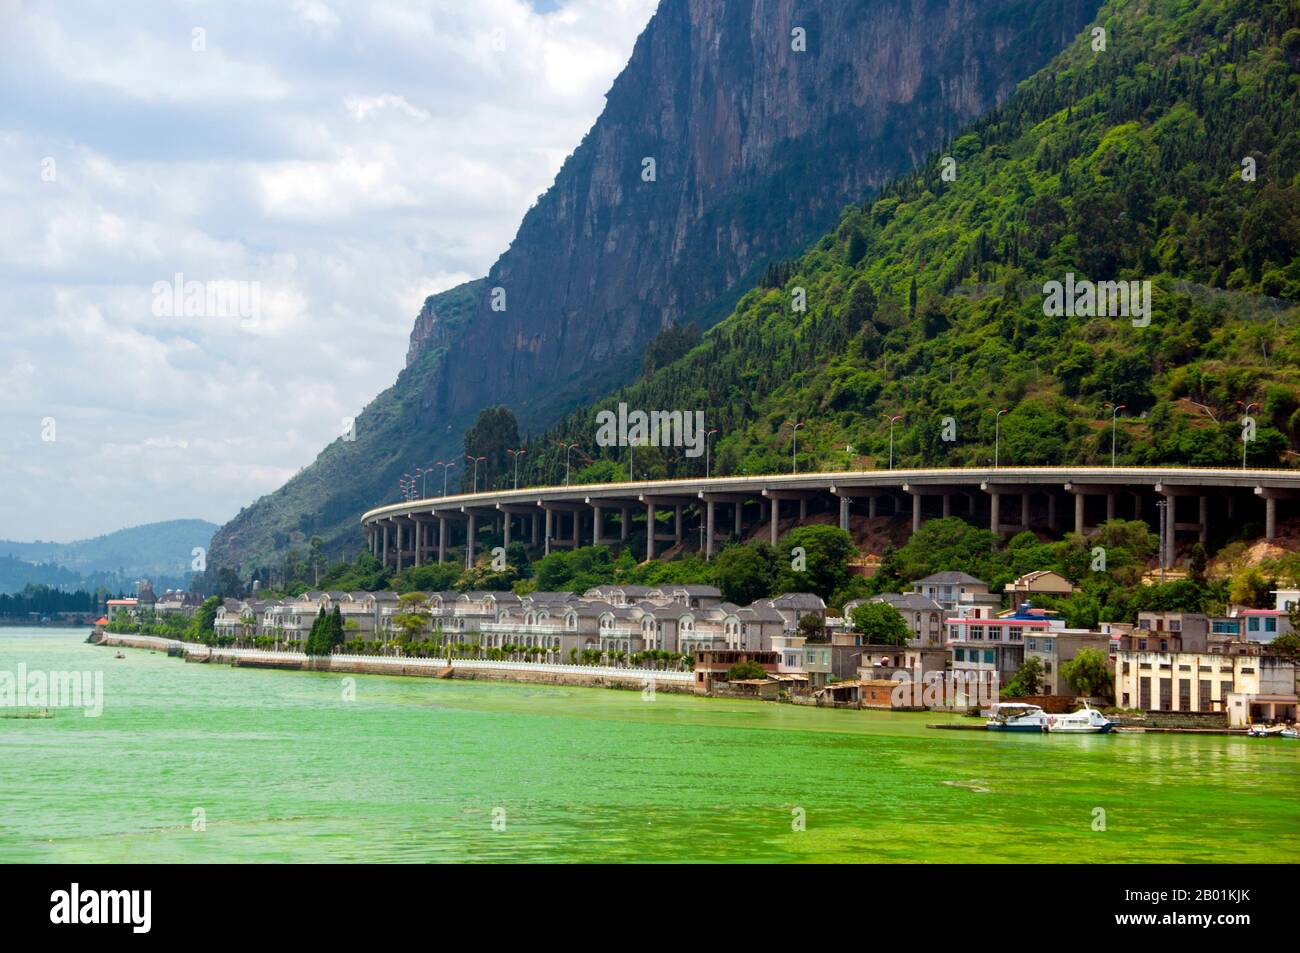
top-left (0, 0), bottom-right (657, 543)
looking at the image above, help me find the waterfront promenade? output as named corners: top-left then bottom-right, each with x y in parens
top-left (94, 633), bottom-right (695, 692)
top-left (360, 466), bottom-right (1300, 567)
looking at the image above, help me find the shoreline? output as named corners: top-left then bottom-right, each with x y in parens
top-left (90, 631), bottom-right (698, 694)
top-left (86, 631), bottom-right (1257, 734)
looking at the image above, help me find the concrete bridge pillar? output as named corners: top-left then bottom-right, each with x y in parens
top-left (734, 501), bottom-right (743, 538)
top-left (438, 517), bottom-right (447, 564)
top-left (544, 509), bottom-right (553, 556)
top-left (1021, 493), bottom-right (1031, 530)
top-left (912, 493), bottom-right (922, 533)
top-left (706, 500), bottom-right (716, 559)
top-left (770, 499), bottom-right (779, 546)
top-left (571, 511), bottom-right (580, 547)
top-left (593, 505), bottom-right (604, 546)
top-left (839, 496), bottom-right (849, 531)
top-left (646, 503), bottom-right (656, 560)
top-left (395, 523), bottom-right (404, 572)
top-left (868, 497), bottom-right (877, 519)
top-left (1074, 493), bottom-right (1085, 536)
top-left (674, 506), bottom-right (682, 543)
top-left (1106, 493), bottom-right (1116, 523)
top-left (621, 507), bottom-right (629, 541)
top-left (799, 499), bottom-right (808, 521)
top-left (503, 514), bottom-right (511, 548)
top-left (1266, 497), bottom-right (1277, 539)
top-left (532, 513), bottom-right (539, 547)
top-left (989, 492), bottom-right (1001, 533)
top-left (1048, 494), bottom-right (1057, 531)
top-left (942, 494), bottom-right (951, 519)
top-left (381, 523), bottom-right (388, 566)
top-left (467, 514), bottom-right (477, 569)
top-left (415, 521), bottom-right (423, 567)
top-left (1164, 495), bottom-right (1176, 567)
top-left (1199, 495), bottom-right (1208, 543)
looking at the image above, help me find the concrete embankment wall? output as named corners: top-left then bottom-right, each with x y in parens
top-left (93, 633), bottom-right (695, 694)
top-left (1113, 710), bottom-right (1230, 730)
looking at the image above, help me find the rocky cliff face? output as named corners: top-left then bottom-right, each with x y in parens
top-left (209, 0), bottom-right (1102, 571)
top-left (410, 0), bottom-right (1102, 430)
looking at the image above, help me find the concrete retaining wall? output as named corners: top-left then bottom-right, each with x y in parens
top-left (94, 633), bottom-right (693, 693)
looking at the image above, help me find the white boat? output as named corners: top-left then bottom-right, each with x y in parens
top-left (1045, 703), bottom-right (1115, 734)
top-left (1248, 724), bottom-right (1285, 737)
top-left (1282, 727), bottom-right (1298, 739)
top-left (986, 703), bottom-right (1049, 732)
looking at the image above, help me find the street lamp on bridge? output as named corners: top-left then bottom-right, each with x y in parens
top-left (704, 427), bottom-right (718, 478)
top-left (882, 413), bottom-right (903, 470)
top-left (992, 408), bottom-right (1008, 468)
top-left (556, 441), bottom-right (579, 486)
top-left (790, 421), bottom-right (804, 475)
top-left (466, 455), bottom-right (486, 493)
top-left (1238, 401), bottom-right (1260, 470)
top-left (507, 448), bottom-right (526, 490)
top-left (434, 460), bottom-right (456, 496)
top-left (1103, 402), bottom-right (1127, 468)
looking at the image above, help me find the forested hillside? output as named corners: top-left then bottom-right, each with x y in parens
top-left (208, 0), bottom-right (1103, 572)
top-left (523, 0), bottom-right (1300, 484)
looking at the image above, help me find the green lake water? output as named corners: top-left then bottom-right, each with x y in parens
top-left (1, 628), bottom-right (1297, 863)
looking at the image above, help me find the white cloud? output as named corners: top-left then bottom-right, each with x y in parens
top-left (0, 0), bottom-right (658, 542)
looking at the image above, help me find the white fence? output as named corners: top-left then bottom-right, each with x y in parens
top-left (136, 642), bottom-right (693, 683)
top-left (329, 653), bottom-right (693, 683)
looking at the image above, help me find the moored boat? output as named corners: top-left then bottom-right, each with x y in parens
top-left (985, 702), bottom-right (1049, 732)
top-left (1045, 703), bottom-right (1115, 734)
top-left (1248, 724), bottom-right (1285, 737)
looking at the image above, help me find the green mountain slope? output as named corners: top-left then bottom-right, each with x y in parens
top-left (208, 0), bottom-right (1107, 574)
top-left (525, 0), bottom-right (1300, 484)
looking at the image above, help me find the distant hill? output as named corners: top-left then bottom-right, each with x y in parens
top-left (0, 519), bottom-right (218, 593)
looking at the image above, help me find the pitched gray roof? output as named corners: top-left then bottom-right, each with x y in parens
top-left (870, 593), bottom-right (944, 612)
top-left (914, 571), bottom-right (986, 585)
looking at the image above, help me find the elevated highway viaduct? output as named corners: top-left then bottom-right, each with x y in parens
top-left (359, 467), bottom-right (1300, 571)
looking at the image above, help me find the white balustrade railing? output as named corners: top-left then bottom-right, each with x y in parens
top-left (104, 637), bottom-right (693, 682)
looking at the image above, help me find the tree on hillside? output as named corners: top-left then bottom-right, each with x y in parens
top-left (1188, 542), bottom-right (1209, 585)
top-left (1060, 648), bottom-right (1113, 701)
top-left (797, 612), bottom-right (826, 643)
top-left (896, 517), bottom-right (1000, 584)
top-left (463, 405), bottom-right (520, 491)
top-left (850, 602), bottom-right (910, 646)
top-left (641, 322), bottom-right (701, 377)
top-left (304, 606), bottom-right (328, 656)
top-left (188, 595), bottom-right (221, 643)
top-left (712, 543), bottom-right (775, 605)
top-left (1228, 567), bottom-right (1272, 608)
top-left (1268, 632), bottom-right (1300, 665)
top-left (394, 562), bottom-right (461, 594)
top-left (1002, 656), bottom-right (1043, 698)
top-left (329, 605), bottom-right (345, 653)
top-left (773, 525), bottom-right (855, 600)
top-left (390, 593), bottom-right (430, 650)
top-left (726, 660), bottom-right (768, 681)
